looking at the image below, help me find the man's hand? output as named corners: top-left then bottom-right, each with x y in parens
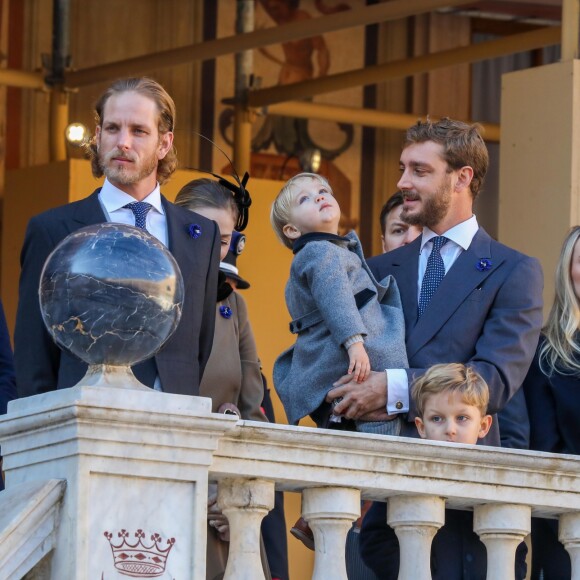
top-left (326, 371), bottom-right (395, 421)
top-left (347, 341), bottom-right (370, 382)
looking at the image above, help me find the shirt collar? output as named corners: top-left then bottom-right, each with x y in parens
top-left (292, 231), bottom-right (348, 254)
top-left (420, 215), bottom-right (479, 252)
top-left (99, 178), bottom-right (165, 215)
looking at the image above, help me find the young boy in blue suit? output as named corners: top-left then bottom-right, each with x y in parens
top-left (360, 363), bottom-right (527, 579)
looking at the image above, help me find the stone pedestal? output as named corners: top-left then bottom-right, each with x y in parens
top-left (0, 386), bottom-right (238, 579)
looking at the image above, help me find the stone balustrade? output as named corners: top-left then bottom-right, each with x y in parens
top-left (0, 388), bottom-right (578, 579)
top-left (211, 421), bottom-right (580, 580)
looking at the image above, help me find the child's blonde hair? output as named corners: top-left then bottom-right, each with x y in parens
top-left (270, 172), bottom-right (333, 249)
top-left (412, 363), bottom-right (489, 417)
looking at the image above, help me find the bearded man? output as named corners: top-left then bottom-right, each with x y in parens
top-left (328, 118), bottom-right (543, 446)
top-left (326, 118), bottom-right (543, 578)
top-left (14, 77), bottom-right (220, 397)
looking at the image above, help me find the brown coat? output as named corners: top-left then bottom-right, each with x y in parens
top-left (200, 291), bottom-right (267, 422)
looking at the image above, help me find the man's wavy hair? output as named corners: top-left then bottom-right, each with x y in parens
top-left (88, 77), bottom-right (177, 185)
top-left (404, 118), bottom-right (489, 200)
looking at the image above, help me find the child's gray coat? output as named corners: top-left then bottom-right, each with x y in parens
top-left (273, 231), bottom-right (409, 426)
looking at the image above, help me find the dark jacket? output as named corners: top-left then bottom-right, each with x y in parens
top-left (0, 299), bottom-right (17, 415)
top-left (524, 337), bottom-right (578, 579)
top-left (14, 189), bottom-right (220, 397)
top-left (367, 227), bottom-right (543, 446)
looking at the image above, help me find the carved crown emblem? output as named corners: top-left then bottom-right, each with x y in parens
top-left (104, 529), bottom-right (176, 578)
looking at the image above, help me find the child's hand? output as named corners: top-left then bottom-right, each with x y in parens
top-left (347, 341), bottom-right (370, 383)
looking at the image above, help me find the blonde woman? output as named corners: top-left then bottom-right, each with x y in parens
top-left (524, 225), bottom-right (580, 579)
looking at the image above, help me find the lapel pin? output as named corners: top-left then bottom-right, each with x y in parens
top-left (187, 224), bottom-right (201, 239)
top-left (475, 258), bottom-right (492, 272)
top-left (219, 305), bottom-right (233, 319)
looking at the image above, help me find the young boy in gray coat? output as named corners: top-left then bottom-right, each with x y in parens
top-left (271, 173), bottom-right (408, 435)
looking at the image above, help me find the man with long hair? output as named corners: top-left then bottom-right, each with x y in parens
top-left (15, 77), bottom-right (220, 397)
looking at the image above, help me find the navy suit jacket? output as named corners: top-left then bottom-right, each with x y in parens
top-left (367, 227), bottom-right (543, 446)
top-left (361, 228), bottom-right (542, 579)
top-left (14, 189), bottom-right (220, 397)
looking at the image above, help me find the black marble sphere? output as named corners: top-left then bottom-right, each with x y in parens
top-left (39, 223), bottom-right (184, 367)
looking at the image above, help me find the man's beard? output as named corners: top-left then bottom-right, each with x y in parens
top-left (401, 176), bottom-right (452, 229)
top-left (99, 148), bottom-right (159, 186)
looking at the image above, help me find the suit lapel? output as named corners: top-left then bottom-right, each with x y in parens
top-left (71, 189), bottom-right (107, 227)
top-left (406, 228), bottom-right (503, 360)
top-left (162, 196), bottom-right (197, 286)
top-left (390, 242), bottom-right (420, 334)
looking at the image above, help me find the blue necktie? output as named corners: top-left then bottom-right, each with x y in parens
top-left (418, 236), bottom-right (449, 318)
top-left (124, 202), bottom-right (152, 231)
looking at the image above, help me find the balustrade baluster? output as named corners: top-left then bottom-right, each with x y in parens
top-left (387, 494), bottom-right (445, 580)
top-left (560, 511), bottom-right (580, 579)
top-left (218, 478), bottom-right (275, 580)
top-left (473, 503), bottom-right (531, 580)
top-left (302, 487), bottom-right (360, 580)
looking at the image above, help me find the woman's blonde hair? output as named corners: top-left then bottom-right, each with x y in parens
top-left (411, 363), bottom-right (489, 417)
top-left (540, 226), bottom-right (580, 375)
top-left (270, 173), bottom-right (332, 249)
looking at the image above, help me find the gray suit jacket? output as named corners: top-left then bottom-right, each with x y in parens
top-left (367, 227), bottom-right (543, 445)
top-left (14, 189), bottom-right (220, 398)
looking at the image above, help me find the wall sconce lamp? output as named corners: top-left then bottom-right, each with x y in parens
top-left (299, 148), bottom-right (322, 173)
top-left (65, 122), bottom-right (90, 147)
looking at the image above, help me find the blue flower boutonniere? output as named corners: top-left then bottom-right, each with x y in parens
top-left (187, 224), bottom-right (201, 239)
top-left (476, 258), bottom-right (492, 272)
top-left (219, 305), bottom-right (233, 319)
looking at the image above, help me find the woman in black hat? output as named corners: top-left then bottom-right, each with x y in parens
top-left (176, 179), bottom-right (265, 423)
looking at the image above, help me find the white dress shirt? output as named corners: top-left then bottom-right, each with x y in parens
top-left (98, 178), bottom-right (168, 391)
top-left (98, 178), bottom-right (168, 247)
top-left (386, 215), bottom-right (480, 413)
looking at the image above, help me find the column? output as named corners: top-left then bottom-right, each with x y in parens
top-left (560, 512), bottom-right (580, 580)
top-left (500, 60), bottom-right (580, 316)
top-left (387, 494), bottom-right (445, 580)
top-left (474, 503), bottom-right (531, 580)
top-left (219, 478), bottom-right (275, 580)
top-left (302, 487), bottom-right (360, 580)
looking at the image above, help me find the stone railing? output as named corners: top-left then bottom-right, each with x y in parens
top-left (213, 421), bottom-right (580, 580)
top-left (0, 385), bottom-right (578, 579)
